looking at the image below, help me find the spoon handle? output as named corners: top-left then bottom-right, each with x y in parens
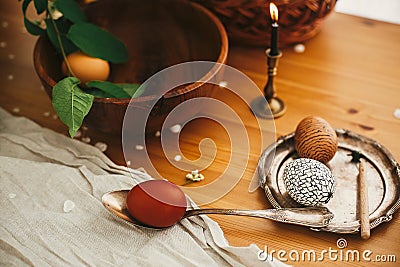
top-left (183, 207), bottom-right (333, 228)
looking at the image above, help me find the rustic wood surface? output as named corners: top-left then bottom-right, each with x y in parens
top-left (1, 1), bottom-right (399, 266)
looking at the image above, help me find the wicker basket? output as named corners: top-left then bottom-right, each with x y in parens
top-left (191, 0), bottom-right (337, 47)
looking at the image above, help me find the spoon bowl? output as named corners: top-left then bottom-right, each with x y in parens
top-left (102, 190), bottom-right (334, 230)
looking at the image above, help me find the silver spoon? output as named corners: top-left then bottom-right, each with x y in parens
top-left (102, 190), bottom-right (334, 229)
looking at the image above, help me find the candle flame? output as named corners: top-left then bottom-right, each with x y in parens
top-left (270, 3), bottom-right (278, 22)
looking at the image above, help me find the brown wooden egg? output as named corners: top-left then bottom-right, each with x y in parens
top-left (294, 116), bottom-right (338, 163)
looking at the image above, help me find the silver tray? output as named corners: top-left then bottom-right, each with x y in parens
top-left (258, 129), bottom-right (400, 233)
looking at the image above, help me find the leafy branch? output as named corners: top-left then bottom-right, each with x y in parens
top-left (47, 6), bottom-right (75, 76)
top-left (21, 0), bottom-right (143, 137)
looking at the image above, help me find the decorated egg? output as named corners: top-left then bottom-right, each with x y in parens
top-left (126, 180), bottom-right (187, 228)
top-left (61, 51), bottom-right (110, 84)
top-left (283, 158), bottom-right (335, 206)
top-left (295, 116), bottom-right (338, 163)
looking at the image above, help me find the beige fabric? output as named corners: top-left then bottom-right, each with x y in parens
top-left (0, 108), bottom-right (287, 267)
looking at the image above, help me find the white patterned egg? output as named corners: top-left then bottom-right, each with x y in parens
top-left (283, 158), bottom-right (335, 206)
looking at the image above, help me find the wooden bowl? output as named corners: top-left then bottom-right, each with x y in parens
top-left (33, 0), bottom-right (228, 134)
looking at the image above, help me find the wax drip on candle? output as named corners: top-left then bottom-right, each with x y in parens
top-left (269, 3), bottom-right (279, 56)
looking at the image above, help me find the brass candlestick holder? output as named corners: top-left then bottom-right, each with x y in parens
top-left (252, 49), bottom-right (286, 119)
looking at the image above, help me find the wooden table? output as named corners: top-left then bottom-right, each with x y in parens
top-left (1, 2), bottom-right (399, 266)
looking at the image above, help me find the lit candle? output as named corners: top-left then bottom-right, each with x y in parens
top-left (269, 3), bottom-right (279, 56)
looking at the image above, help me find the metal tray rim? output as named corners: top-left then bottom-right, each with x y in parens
top-left (258, 128), bottom-right (400, 233)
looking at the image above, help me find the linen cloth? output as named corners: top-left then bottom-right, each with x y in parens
top-left (0, 108), bottom-right (287, 267)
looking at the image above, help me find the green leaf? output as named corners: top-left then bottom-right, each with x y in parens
top-left (118, 83), bottom-right (146, 98)
top-left (52, 77), bottom-right (94, 137)
top-left (33, 0), bottom-right (47, 14)
top-left (84, 88), bottom-right (114, 98)
top-left (131, 84), bottom-right (146, 98)
top-left (24, 18), bottom-right (45, 35)
top-left (87, 81), bottom-right (131, 98)
top-left (67, 22), bottom-right (129, 63)
top-left (22, 0), bottom-right (31, 13)
top-left (84, 83), bottom-right (145, 99)
top-left (45, 18), bottom-right (78, 54)
top-left (22, 0), bottom-right (46, 35)
top-left (54, 0), bottom-right (86, 23)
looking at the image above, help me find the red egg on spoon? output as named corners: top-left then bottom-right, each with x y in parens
top-left (102, 180), bottom-right (334, 230)
top-left (125, 180), bottom-right (187, 228)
